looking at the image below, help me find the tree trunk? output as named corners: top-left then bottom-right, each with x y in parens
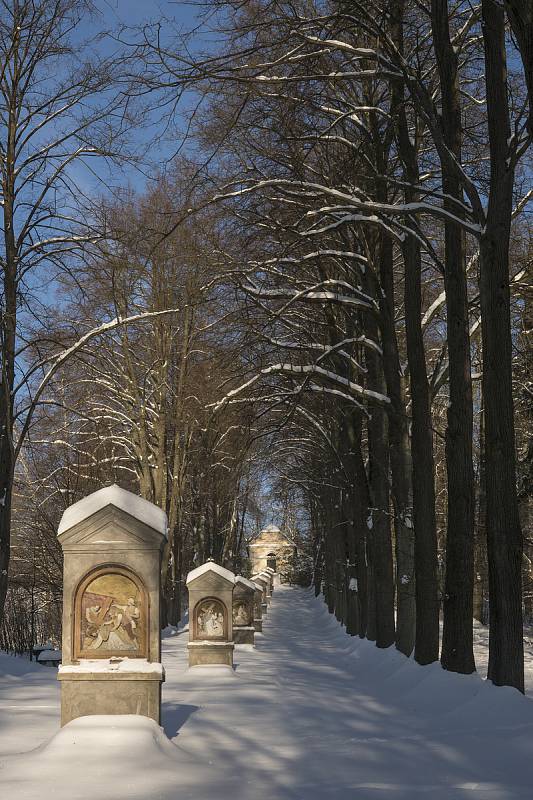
top-left (503, 0), bottom-right (533, 137)
top-left (365, 295), bottom-right (396, 648)
top-left (432, 0), bottom-right (475, 675)
top-left (481, 0), bottom-right (524, 692)
top-left (390, 0), bottom-right (440, 663)
top-left (378, 227), bottom-right (416, 655)
top-left (402, 233), bottom-right (441, 665)
top-left (0, 76), bottom-right (18, 625)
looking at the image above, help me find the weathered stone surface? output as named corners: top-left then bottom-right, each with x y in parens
top-left (232, 576), bottom-right (256, 646)
top-left (186, 561), bottom-right (235, 667)
top-left (187, 642), bottom-right (234, 666)
top-left (251, 574), bottom-right (269, 603)
top-left (58, 666), bottom-right (163, 725)
top-left (250, 580), bottom-right (263, 631)
top-left (57, 485), bottom-right (166, 725)
top-left (233, 627), bottom-right (255, 645)
top-left (252, 572), bottom-right (273, 609)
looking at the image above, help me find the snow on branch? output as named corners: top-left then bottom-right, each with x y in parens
top-left (14, 308), bottom-right (182, 459)
top-left (212, 363), bottom-right (390, 414)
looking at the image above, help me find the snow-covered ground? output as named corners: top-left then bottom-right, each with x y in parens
top-left (2, 586), bottom-right (533, 799)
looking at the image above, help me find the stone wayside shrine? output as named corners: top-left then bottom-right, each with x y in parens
top-left (264, 566), bottom-right (276, 591)
top-left (252, 573), bottom-right (269, 616)
top-left (56, 485), bottom-right (167, 726)
top-left (251, 580), bottom-right (264, 633)
top-left (186, 561), bottom-right (235, 667)
top-left (259, 570), bottom-right (273, 604)
top-left (233, 576), bottom-right (257, 645)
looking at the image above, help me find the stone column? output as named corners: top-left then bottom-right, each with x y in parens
top-left (56, 485), bottom-right (167, 726)
top-left (233, 576), bottom-right (256, 645)
top-left (186, 561), bottom-right (235, 667)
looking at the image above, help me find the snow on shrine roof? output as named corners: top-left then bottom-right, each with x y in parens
top-left (58, 485), bottom-right (167, 537)
top-left (235, 575), bottom-right (258, 591)
top-left (248, 523), bottom-right (297, 548)
top-left (186, 561), bottom-right (235, 586)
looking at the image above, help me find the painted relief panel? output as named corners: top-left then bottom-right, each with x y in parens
top-left (233, 599), bottom-right (252, 627)
top-left (76, 569), bottom-right (146, 658)
top-left (195, 599), bottom-right (226, 640)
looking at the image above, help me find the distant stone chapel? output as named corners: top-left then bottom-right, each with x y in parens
top-left (248, 524), bottom-right (297, 580)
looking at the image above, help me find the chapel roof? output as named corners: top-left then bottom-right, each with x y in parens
top-left (248, 523), bottom-right (298, 548)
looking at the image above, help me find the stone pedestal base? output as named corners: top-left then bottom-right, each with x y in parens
top-left (234, 626), bottom-right (255, 645)
top-left (261, 602), bottom-right (268, 616)
top-left (57, 661), bottom-right (164, 726)
top-left (253, 618), bottom-right (263, 633)
top-left (188, 641), bottom-right (234, 667)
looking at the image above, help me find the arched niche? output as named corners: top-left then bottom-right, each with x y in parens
top-left (74, 565), bottom-right (148, 660)
top-left (266, 552), bottom-right (277, 571)
top-left (232, 598), bottom-right (252, 627)
top-left (193, 597), bottom-right (228, 641)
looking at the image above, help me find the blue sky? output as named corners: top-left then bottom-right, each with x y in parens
top-left (66, 2), bottom-right (207, 199)
top-left (95, 0), bottom-right (199, 29)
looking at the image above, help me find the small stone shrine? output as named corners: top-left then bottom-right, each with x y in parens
top-left (186, 560), bottom-right (235, 667)
top-left (252, 573), bottom-right (269, 615)
top-left (264, 566), bottom-right (276, 591)
top-left (232, 576), bottom-right (257, 645)
top-left (56, 485), bottom-right (167, 726)
top-left (259, 570), bottom-right (273, 603)
top-left (251, 580), bottom-right (264, 632)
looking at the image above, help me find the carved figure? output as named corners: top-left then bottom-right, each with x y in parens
top-left (79, 573), bottom-right (144, 655)
top-left (196, 600), bottom-right (225, 639)
top-left (233, 602), bottom-right (250, 626)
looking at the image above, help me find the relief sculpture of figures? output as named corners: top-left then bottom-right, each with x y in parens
top-left (80, 573), bottom-right (144, 656)
top-left (196, 600), bottom-right (225, 639)
top-left (233, 601), bottom-right (250, 626)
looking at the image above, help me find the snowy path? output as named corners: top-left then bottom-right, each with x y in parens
top-left (2, 586), bottom-right (533, 799)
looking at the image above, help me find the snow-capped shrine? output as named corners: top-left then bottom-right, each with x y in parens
top-left (248, 524), bottom-right (297, 580)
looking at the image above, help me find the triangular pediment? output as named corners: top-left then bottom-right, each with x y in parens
top-left (59, 507), bottom-right (162, 551)
top-left (187, 570), bottom-right (233, 590)
top-left (250, 526), bottom-right (297, 548)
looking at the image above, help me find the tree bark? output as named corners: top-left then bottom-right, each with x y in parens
top-left (391, 0), bottom-right (440, 665)
top-left (481, 0), bottom-right (524, 692)
top-left (365, 278), bottom-right (396, 648)
top-left (432, 0), bottom-right (475, 675)
top-left (377, 228), bottom-right (416, 655)
top-left (0, 29), bottom-right (19, 624)
top-left (503, 0), bottom-right (533, 136)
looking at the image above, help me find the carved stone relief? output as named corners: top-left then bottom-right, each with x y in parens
top-left (194, 598), bottom-right (227, 640)
top-left (75, 567), bottom-right (147, 659)
top-left (232, 599), bottom-right (252, 627)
